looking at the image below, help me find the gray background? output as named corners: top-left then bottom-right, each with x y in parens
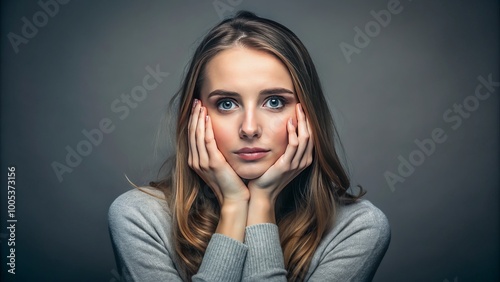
top-left (1, 0), bottom-right (498, 281)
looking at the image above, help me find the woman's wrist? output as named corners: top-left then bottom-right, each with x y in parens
top-left (247, 196), bottom-right (276, 226)
top-left (221, 184), bottom-right (251, 203)
top-left (216, 200), bottom-right (249, 242)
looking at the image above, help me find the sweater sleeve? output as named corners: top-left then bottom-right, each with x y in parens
top-left (242, 223), bottom-right (287, 281)
top-left (304, 200), bottom-right (391, 281)
top-left (241, 200), bottom-right (390, 282)
top-left (108, 188), bottom-right (248, 282)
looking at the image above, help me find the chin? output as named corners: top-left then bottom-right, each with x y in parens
top-left (234, 167), bottom-right (266, 180)
top-left (229, 158), bottom-right (276, 181)
top-left (236, 171), bottom-right (264, 180)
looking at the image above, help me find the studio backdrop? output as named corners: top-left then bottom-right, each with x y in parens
top-left (1, 0), bottom-right (498, 281)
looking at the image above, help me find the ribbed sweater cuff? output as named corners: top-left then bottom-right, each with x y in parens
top-left (244, 223), bottom-right (285, 273)
top-left (196, 233), bottom-right (248, 281)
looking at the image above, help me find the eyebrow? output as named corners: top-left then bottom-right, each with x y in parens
top-left (207, 87), bottom-right (294, 99)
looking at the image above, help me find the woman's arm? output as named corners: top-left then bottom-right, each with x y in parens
top-left (304, 201), bottom-right (391, 281)
top-left (242, 223), bottom-right (287, 281)
top-left (242, 104), bottom-right (313, 281)
top-left (109, 101), bottom-right (252, 281)
top-left (241, 200), bottom-right (391, 282)
top-left (241, 104), bottom-right (390, 281)
top-left (246, 104), bottom-right (313, 226)
top-left (108, 188), bottom-right (249, 282)
top-left (189, 101), bottom-right (250, 242)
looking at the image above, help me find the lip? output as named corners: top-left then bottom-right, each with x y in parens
top-left (235, 147), bottom-right (270, 161)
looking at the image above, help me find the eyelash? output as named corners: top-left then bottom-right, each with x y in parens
top-left (217, 99), bottom-right (238, 111)
top-left (216, 96), bottom-right (288, 112)
top-left (264, 96), bottom-right (286, 109)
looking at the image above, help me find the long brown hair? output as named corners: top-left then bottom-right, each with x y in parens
top-left (151, 11), bottom-right (364, 281)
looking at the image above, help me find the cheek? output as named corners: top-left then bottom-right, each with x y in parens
top-left (210, 118), bottom-right (233, 151)
top-left (267, 116), bottom-right (290, 153)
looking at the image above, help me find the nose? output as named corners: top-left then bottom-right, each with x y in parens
top-left (239, 109), bottom-right (261, 139)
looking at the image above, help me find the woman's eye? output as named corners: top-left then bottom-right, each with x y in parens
top-left (264, 97), bottom-right (285, 109)
top-left (217, 99), bottom-right (237, 111)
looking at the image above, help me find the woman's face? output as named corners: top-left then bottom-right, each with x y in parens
top-left (200, 47), bottom-right (298, 180)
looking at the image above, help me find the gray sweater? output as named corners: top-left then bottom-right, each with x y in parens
top-left (108, 187), bottom-right (390, 281)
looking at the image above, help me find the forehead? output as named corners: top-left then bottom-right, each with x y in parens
top-left (200, 47), bottom-right (294, 98)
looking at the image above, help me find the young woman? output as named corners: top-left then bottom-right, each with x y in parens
top-left (109, 11), bottom-right (390, 282)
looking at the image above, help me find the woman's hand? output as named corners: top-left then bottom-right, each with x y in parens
top-left (247, 104), bottom-right (314, 224)
top-left (188, 99), bottom-right (249, 241)
top-left (188, 99), bottom-right (249, 204)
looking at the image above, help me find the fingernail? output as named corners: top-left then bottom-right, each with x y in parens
top-left (206, 115), bottom-right (209, 122)
top-left (289, 117), bottom-right (293, 125)
top-left (193, 99), bottom-right (198, 107)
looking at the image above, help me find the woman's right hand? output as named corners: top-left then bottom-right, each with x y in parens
top-left (188, 99), bottom-right (249, 205)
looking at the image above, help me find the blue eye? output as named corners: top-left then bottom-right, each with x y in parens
top-left (217, 99), bottom-right (237, 111)
top-left (264, 97), bottom-right (285, 109)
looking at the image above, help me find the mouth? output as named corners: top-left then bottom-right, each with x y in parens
top-left (234, 147), bottom-right (270, 161)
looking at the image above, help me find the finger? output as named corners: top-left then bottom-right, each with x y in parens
top-left (204, 115), bottom-right (238, 170)
top-left (196, 106), bottom-right (209, 169)
top-left (187, 100), bottom-right (196, 167)
top-left (291, 104), bottom-right (309, 167)
top-left (189, 99), bottom-right (201, 168)
top-left (279, 117), bottom-right (299, 166)
top-left (204, 115), bottom-right (223, 163)
top-left (302, 116), bottom-right (314, 167)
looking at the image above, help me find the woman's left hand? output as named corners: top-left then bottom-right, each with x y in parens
top-left (247, 103), bottom-right (314, 204)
